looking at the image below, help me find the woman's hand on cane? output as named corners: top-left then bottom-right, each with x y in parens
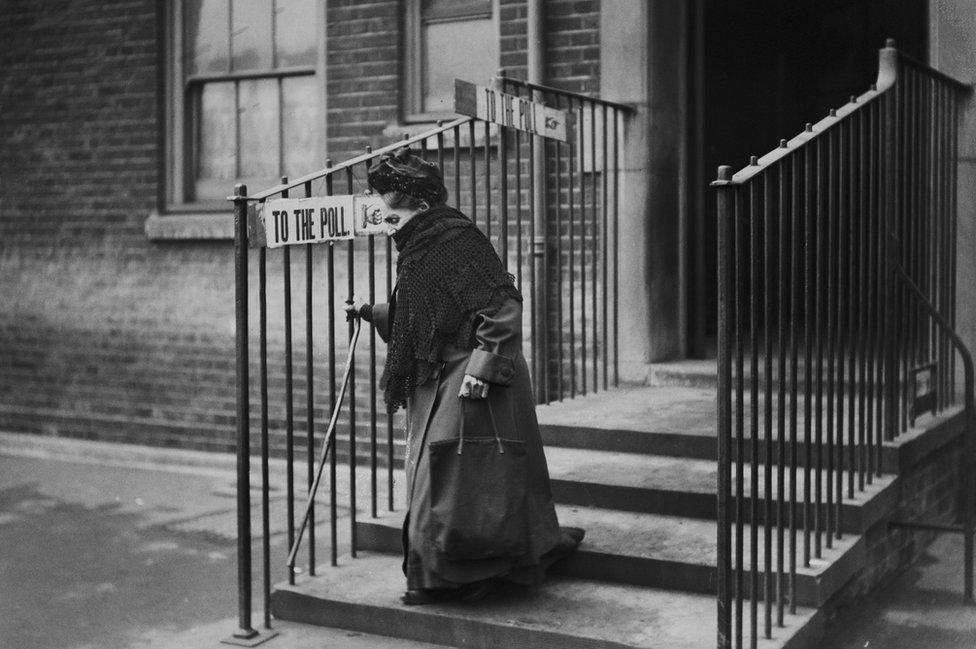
top-left (459, 374), bottom-right (489, 399)
top-left (344, 295), bottom-right (368, 321)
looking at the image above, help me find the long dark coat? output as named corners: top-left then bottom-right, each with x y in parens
top-left (370, 283), bottom-right (562, 589)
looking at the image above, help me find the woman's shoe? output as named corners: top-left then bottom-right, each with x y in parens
top-left (400, 588), bottom-right (448, 606)
top-left (458, 578), bottom-right (495, 602)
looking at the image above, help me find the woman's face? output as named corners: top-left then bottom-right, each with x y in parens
top-left (380, 193), bottom-right (425, 236)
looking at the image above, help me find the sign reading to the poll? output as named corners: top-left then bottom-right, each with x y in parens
top-left (454, 79), bottom-right (570, 142)
top-left (248, 195), bottom-right (386, 248)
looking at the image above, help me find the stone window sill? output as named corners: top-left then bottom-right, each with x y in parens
top-left (145, 210), bottom-right (234, 241)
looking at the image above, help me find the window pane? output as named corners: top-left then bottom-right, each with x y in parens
top-left (185, 0), bottom-right (230, 75)
top-left (282, 75), bottom-right (320, 177)
top-left (424, 18), bottom-right (497, 113)
top-left (238, 78), bottom-right (280, 179)
top-left (197, 82), bottom-right (237, 183)
top-left (231, 0), bottom-right (273, 71)
top-left (275, 0), bottom-right (317, 68)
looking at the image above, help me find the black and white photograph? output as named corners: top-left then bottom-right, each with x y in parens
top-left (2, 2), bottom-right (976, 649)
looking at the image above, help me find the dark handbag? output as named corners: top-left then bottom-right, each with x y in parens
top-left (427, 399), bottom-right (529, 561)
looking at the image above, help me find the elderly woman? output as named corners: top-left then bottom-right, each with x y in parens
top-left (346, 148), bottom-right (581, 605)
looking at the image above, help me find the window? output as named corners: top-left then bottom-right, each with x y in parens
top-left (404, 0), bottom-right (499, 122)
top-left (167, 0), bottom-right (325, 208)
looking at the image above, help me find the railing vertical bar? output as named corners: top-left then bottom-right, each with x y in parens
top-left (734, 183), bottom-right (745, 649)
top-left (232, 183), bottom-right (256, 641)
top-left (280, 180), bottom-right (296, 586)
top-left (762, 168), bottom-right (774, 640)
top-left (936, 82), bottom-right (944, 401)
top-left (940, 81), bottom-right (950, 410)
top-left (825, 121), bottom-right (837, 551)
top-left (857, 103), bottom-right (870, 490)
top-left (804, 132), bottom-right (815, 568)
top-left (884, 83), bottom-right (898, 444)
top-left (568, 96), bottom-right (577, 399)
top-left (716, 167), bottom-right (734, 649)
top-left (454, 126), bottom-right (461, 211)
top-left (345, 167), bottom-right (358, 557)
top-left (305, 178), bottom-right (318, 575)
top-left (613, 108), bottom-right (621, 387)
top-left (846, 103), bottom-right (858, 502)
top-left (321, 174), bottom-right (336, 569)
top-left (555, 133), bottom-right (566, 400)
top-left (499, 118), bottom-right (509, 269)
top-left (602, 103), bottom-right (610, 390)
top-left (386, 228), bottom-right (395, 511)
top-left (579, 99), bottom-right (588, 396)
top-left (949, 87), bottom-right (958, 400)
top-left (789, 149), bottom-right (800, 614)
top-left (485, 120), bottom-right (493, 241)
top-left (590, 100), bottom-right (599, 393)
top-left (814, 134), bottom-right (825, 560)
top-left (897, 71), bottom-right (910, 434)
top-left (259, 232), bottom-right (271, 629)
top-left (528, 127), bottom-right (542, 400)
top-left (776, 151), bottom-right (788, 628)
top-left (470, 120), bottom-right (478, 225)
top-left (515, 130), bottom-right (524, 296)
top-left (875, 90), bottom-right (886, 469)
top-left (362, 154), bottom-right (378, 519)
top-left (749, 175), bottom-right (760, 649)
top-left (866, 97), bottom-right (878, 479)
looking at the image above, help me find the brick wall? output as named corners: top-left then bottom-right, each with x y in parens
top-left (0, 0), bottom-right (603, 456)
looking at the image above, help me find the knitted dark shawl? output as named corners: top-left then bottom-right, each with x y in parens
top-left (382, 205), bottom-right (520, 411)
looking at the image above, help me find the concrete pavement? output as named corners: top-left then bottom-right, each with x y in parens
top-left (0, 433), bottom-right (442, 649)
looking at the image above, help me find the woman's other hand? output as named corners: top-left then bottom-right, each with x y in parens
top-left (459, 374), bottom-right (490, 399)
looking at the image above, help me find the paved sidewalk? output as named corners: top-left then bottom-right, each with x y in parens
top-left (0, 433), bottom-right (441, 649)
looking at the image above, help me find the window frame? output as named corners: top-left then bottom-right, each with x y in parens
top-left (402, 0), bottom-right (499, 124)
top-left (164, 0), bottom-right (328, 213)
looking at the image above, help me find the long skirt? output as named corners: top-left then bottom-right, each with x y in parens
top-left (402, 348), bottom-right (563, 589)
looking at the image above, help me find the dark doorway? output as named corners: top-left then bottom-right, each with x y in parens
top-left (687, 0), bottom-right (928, 358)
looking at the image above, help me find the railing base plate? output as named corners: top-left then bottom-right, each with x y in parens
top-left (220, 629), bottom-right (279, 647)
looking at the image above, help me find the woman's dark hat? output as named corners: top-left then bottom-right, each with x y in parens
top-left (367, 147), bottom-right (448, 205)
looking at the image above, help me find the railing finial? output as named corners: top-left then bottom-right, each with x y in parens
top-left (805, 122), bottom-right (813, 132)
top-left (850, 95), bottom-right (858, 103)
top-left (885, 38), bottom-right (897, 49)
top-left (829, 108), bottom-right (837, 117)
top-left (780, 139), bottom-right (788, 149)
top-left (717, 165), bottom-right (732, 182)
top-left (749, 156), bottom-right (758, 166)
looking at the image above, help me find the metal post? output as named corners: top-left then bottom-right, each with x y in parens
top-left (714, 166), bottom-right (734, 649)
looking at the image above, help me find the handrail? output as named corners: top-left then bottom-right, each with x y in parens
top-left (496, 75), bottom-right (634, 111)
top-left (893, 264), bottom-right (975, 600)
top-left (727, 43), bottom-right (897, 185)
top-left (245, 116), bottom-right (473, 201)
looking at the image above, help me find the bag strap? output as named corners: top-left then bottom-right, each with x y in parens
top-left (458, 398), bottom-right (503, 455)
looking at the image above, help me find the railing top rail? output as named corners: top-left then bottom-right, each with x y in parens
top-left (716, 41), bottom-right (970, 187)
top-left (241, 116), bottom-right (474, 202)
top-left (496, 75), bottom-right (633, 112)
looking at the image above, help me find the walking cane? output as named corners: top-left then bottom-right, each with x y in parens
top-left (286, 316), bottom-right (363, 573)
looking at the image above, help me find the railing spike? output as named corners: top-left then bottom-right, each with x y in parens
top-left (870, 83), bottom-right (877, 91)
top-left (829, 109), bottom-right (837, 117)
top-left (326, 158), bottom-right (333, 167)
top-left (850, 95), bottom-right (858, 103)
top-left (780, 139), bottom-right (789, 148)
top-left (805, 122), bottom-right (813, 132)
top-left (885, 38), bottom-right (896, 49)
top-left (750, 155), bottom-right (759, 166)
top-left (365, 145), bottom-right (372, 154)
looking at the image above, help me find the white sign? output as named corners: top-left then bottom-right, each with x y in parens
top-left (248, 195), bottom-right (387, 248)
top-left (454, 79), bottom-right (570, 142)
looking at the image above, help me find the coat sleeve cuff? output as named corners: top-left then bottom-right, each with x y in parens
top-left (465, 348), bottom-right (516, 386)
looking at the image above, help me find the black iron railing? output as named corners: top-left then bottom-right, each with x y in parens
top-left (714, 40), bottom-right (970, 649)
top-left (227, 81), bottom-right (628, 640)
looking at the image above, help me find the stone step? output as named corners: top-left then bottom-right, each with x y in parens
top-left (355, 505), bottom-right (862, 607)
top-left (272, 552), bottom-right (820, 649)
top-left (545, 446), bottom-right (898, 533)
